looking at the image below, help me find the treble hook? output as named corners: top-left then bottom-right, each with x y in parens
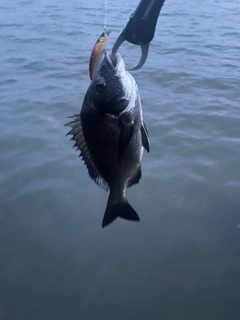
top-left (111, 0), bottom-right (166, 71)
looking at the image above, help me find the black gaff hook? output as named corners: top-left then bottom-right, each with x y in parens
top-left (111, 0), bottom-right (166, 71)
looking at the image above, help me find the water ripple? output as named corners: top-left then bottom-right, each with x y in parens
top-left (1, 0), bottom-right (240, 317)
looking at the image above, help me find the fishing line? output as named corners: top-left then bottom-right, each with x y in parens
top-left (103, 0), bottom-right (108, 31)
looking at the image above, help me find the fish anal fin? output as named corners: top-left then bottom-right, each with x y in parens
top-left (127, 165), bottom-right (142, 188)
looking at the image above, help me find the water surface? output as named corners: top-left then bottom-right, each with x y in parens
top-left (0, 0), bottom-right (240, 319)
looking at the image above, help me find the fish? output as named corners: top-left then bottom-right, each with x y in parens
top-left (89, 31), bottom-right (109, 80)
top-left (66, 51), bottom-right (150, 228)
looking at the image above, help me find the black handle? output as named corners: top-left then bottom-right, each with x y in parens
top-left (122, 0), bottom-right (166, 45)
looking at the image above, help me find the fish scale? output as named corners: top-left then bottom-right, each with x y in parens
top-left (81, 108), bottom-right (142, 188)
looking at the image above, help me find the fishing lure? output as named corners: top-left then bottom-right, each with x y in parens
top-left (89, 31), bottom-right (110, 80)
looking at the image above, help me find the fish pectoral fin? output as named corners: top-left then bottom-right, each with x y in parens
top-left (141, 121), bottom-right (150, 153)
top-left (118, 113), bottom-right (134, 160)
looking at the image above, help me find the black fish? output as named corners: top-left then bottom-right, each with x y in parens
top-left (66, 52), bottom-right (149, 228)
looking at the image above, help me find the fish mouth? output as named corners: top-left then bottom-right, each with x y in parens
top-left (103, 51), bottom-right (121, 69)
top-left (98, 52), bottom-right (126, 82)
top-left (109, 53), bottom-right (118, 67)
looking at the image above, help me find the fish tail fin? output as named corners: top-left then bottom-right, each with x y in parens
top-left (102, 197), bottom-right (140, 228)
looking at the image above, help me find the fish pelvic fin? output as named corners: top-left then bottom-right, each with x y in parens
top-left (141, 121), bottom-right (150, 153)
top-left (102, 196), bottom-right (140, 228)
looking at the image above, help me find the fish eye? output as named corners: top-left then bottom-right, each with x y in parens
top-left (96, 78), bottom-right (106, 93)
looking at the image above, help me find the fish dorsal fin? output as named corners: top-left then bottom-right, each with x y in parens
top-left (127, 165), bottom-right (142, 188)
top-left (65, 114), bottom-right (109, 191)
top-left (141, 121), bottom-right (150, 153)
top-left (118, 112), bottom-right (134, 160)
